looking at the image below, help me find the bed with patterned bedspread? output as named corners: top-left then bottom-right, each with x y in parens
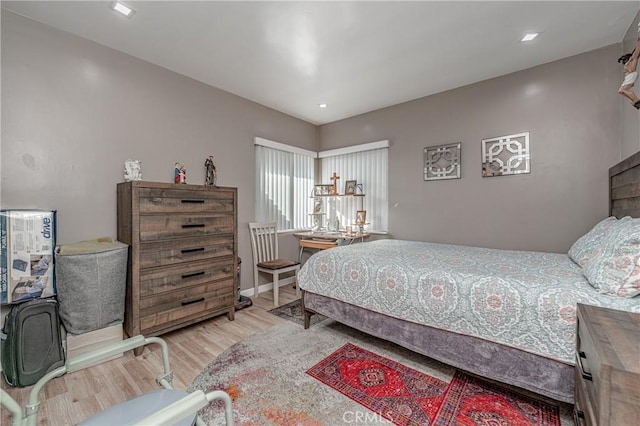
top-left (299, 239), bottom-right (639, 364)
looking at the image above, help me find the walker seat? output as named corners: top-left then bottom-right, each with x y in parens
top-left (80, 389), bottom-right (195, 426)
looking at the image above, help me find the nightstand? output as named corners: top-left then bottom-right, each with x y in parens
top-left (574, 303), bottom-right (640, 425)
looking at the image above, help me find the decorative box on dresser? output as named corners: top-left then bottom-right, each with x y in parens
top-left (574, 303), bottom-right (640, 425)
top-left (117, 181), bottom-right (237, 353)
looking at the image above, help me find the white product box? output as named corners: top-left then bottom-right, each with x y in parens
top-left (1, 210), bottom-right (57, 305)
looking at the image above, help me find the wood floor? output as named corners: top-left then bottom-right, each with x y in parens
top-left (1, 286), bottom-right (300, 426)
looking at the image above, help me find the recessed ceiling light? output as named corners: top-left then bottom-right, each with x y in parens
top-left (521, 33), bottom-right (539, 42)
top-left (318, 103), bottom-right (328, 108)
top-left (110, 1), bottom-right (136, 18)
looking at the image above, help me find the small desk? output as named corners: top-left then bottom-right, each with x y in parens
top-left (293, 231), bottom-right (370, 263)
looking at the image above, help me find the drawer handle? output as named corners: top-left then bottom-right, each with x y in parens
top-left (181, 297), bottom-right (205, 306)
top-left (181, 199), bottom-right (205, 204)
top-left (182, 271), bottom-right (205, 279)
top-left (182, 224), bottom-right (205, 228)
top-left (181, 247), bottom-right (205, 254)
top-left (576, 351), bottom-right (593, 381)
top-left (573, 409), bottom-right (585, 425)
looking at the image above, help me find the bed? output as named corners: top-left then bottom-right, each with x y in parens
top-left (299, 151), bottom-right (640, 404)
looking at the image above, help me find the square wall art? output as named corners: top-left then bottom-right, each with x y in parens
top-left (481, 132), bottom-right (530, 177)
top-left (424, 142), bottom-right (461, 181)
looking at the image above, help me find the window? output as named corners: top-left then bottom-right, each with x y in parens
top-left (255, 138), bottom-right (315, 231)
top-left (319, 141), bottom-right (389, 233)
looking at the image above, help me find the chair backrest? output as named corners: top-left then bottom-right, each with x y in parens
top-left (248, 222), bottom-right (279, 264)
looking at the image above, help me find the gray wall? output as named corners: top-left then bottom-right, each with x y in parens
top-left (319, 45), bottom-right (623, 253)
top-left (0, 12), bottom-right (317, 290)
top-left (621, 10), bottom-right (640, 158)
top-left (1, 10), bottom-right (633, 288)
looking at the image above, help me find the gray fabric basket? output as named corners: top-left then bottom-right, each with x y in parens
top-left (55, 239), bottom-right (128, 335)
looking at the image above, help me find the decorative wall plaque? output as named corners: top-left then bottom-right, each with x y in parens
top-left (423, 142), bottom-right (461, 181)
top-left (481, 132), bottom-right (530, 177)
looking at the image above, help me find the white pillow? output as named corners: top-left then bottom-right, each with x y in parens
top-left (582, 218), bottom-right (640, 298)
top-left (568, 216), bottom-right (627, 267)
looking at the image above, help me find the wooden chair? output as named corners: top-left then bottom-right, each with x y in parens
top-left (248, 222), bottom-right (300, 307)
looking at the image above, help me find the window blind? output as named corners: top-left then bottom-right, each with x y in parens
top-left (255, 139), bottom-right (315, 231)
top-left (319, 142), bottom-right (388, 233)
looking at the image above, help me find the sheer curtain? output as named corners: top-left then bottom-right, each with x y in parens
top-left (319, 141), bottom-right (388, 233)
top-left (255, 138), bottom-right (315, 231)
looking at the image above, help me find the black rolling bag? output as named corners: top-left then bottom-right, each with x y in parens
top-left (1, 298), bottom-right (65, 387)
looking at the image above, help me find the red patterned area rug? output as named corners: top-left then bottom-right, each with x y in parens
top-left (308, 343), bottom-right (561, 426)
top-left (307, 343), bottom-right (450, 426)
top-left (434, 371), bottom-right (561, 426)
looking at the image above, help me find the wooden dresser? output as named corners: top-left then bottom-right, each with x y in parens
top-left (574, 303), bottom-right (640, 425)
top-left (117, 181), bottom-right (237, 346)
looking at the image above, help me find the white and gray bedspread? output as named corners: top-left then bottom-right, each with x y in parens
top-left (298, 239), bottom-right (640, 364)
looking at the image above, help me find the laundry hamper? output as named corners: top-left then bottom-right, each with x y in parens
top-left (55, 237), bottom-right (128, 335)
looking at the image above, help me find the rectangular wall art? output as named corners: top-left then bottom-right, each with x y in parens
top-left (423, 142), bottom-right (461, 181)
top-left (481, 132), bottom-right (530, 177)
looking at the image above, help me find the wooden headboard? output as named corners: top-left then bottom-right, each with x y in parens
top-left (610, 150), bottom-right (640, 218)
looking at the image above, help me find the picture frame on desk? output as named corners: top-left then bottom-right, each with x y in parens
top-left (356, 210), bottom-right (366, 225)
top-left (344, 180), bottom-right (357, 195)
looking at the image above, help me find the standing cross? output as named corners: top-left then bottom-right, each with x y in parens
top-left (330, 172), bottom-right (340, 195)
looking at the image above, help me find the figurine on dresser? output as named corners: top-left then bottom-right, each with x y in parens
top-left (205, 156), bottom-right (217, 186)
top-left (124, 159), bottom-right (142, 182)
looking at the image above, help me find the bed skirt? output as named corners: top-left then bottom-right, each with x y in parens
top-left (303, 291), bottom-right (574, 403)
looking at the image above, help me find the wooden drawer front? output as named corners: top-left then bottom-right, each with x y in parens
top-left (140, 235), bottom-right (234, 269)
top-left (140, 257), bottom-right (234, 298)
top-left (139, 189), bottom-right (234, 214)
top-left (140, 278), bottom-right (234, 311)
top-left (575, 369), bottom-right (597, 426)
top-left (140, 291), bottom-right (236, 335)
top-left (576, 318), bottom-right (602, 420)
top-left (140, 214), bottom-right (234, 241)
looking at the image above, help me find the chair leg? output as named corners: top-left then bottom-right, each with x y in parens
top-left (294, 268), bottom-right (301, 298)
top-left (273, 273), bottom-right (279, 307)
top-left (254, 269), bottom-right (260, 298)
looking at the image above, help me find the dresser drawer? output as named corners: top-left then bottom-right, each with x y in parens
top-left (140, 278), bottom-right (234, 311)
top-left (140, 257), bottom-right (234, 297)
top-left (139, 188), bottom-right (234, 214)
top-left (139, 291), bottom-right (236, 335)
top-left (575, 358), bottom-right (597, 425)
top-left (140, 214), bottom-right (234, 241)
top-left (576, 309), bottom-right (602, 420)
top-left (139, 235), bottom-right (234, 268)
top-left (575, 304), bottom-right (640, 426)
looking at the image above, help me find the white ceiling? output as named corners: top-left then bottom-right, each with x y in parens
top-left (3, 1), bottom-right (639, 125)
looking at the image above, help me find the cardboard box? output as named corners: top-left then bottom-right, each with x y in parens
top-left (1, 210), bottom-right (57, 305)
